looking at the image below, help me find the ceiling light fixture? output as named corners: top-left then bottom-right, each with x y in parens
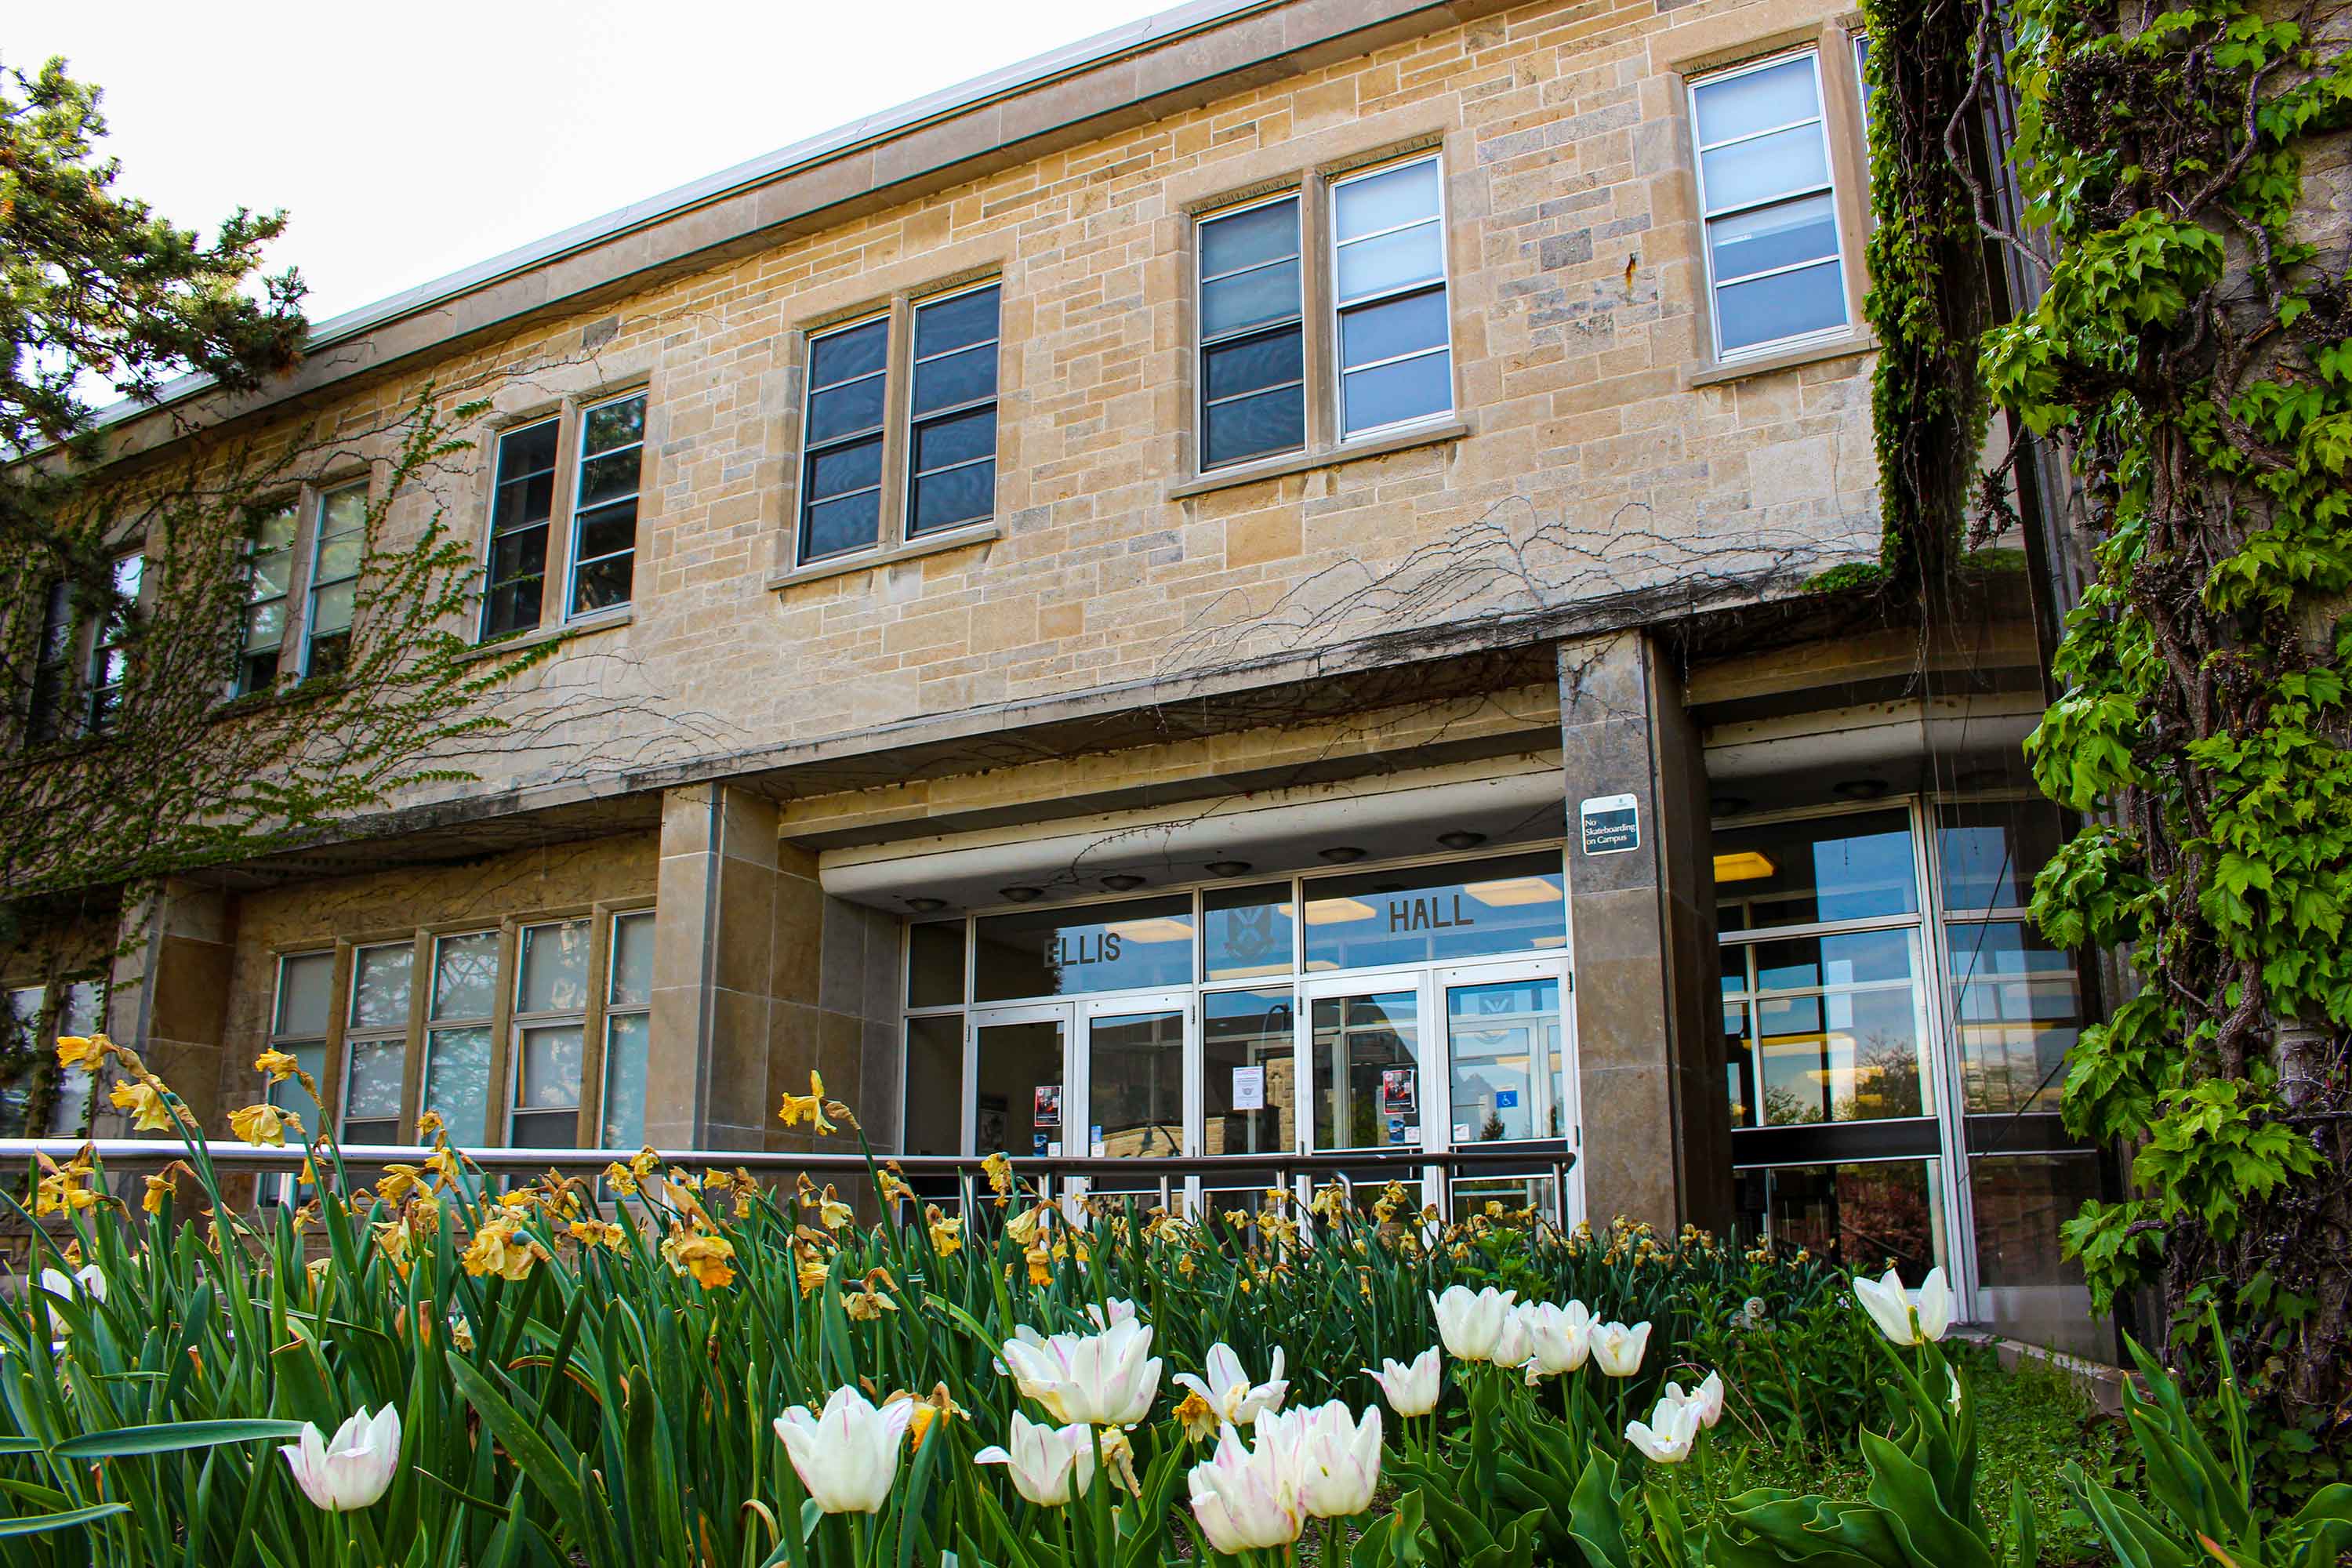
top-left (1712, 850), bottom-right (1777, 883)
top-left (1833, 779), bottom-right (1890, 800)
top-left (905, 896), bottom-right (946, 913)
top-left (1205, 860), bottom-right (1253, 877)
top-left (1101, 873), bottom-right (1146, 891)
top-left (1436, 829), bottom-right (1487, 851)
top-left (1319, 846), bottom-right (1367, 864)
top-left (1000, 885), bottom-right (1045, 903)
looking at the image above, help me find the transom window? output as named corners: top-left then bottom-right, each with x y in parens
top-left (1331, 156), bottom-right (1453, 437)
top-left (1690, 50), bottom-right (1851, 359)
top-left (477, 391), bottom-right (650, 641)
top-left (797, 281), bottom-right (1002, 565)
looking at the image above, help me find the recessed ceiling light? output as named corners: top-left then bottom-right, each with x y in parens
top-left (1101, 873), bottom-right (1146, 891)
top-left (1834, 779), bottom-right (1890, 800)
top-left (906, 896), bottom-right (946, 913)
top-left (1436, 829), bottom-right (1487, 851)
top-left (1206, 860), bottom-right (1252, 877)
top-left (1319, 846), bottom-right (1367, 864)
top-left (1000, 885), bottom-right (1045, 903)
top-left (1712, 851), bottom-right (1777, 883)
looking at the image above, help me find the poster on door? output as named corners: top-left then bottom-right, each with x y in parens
top-left (1032, 1084), bottom-right (1062, 1129)
top-left (1379, 1067), bottom-right (1417, 1117)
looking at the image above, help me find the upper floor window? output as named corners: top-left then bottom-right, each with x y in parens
top-left (797, 282), bottom-right (1001, 565)
top-left (236, 503), bottom-right (299, 696)
top-left (1331, 156), bottom-right (1453, 438)
top-left (24, 579), bottom-right (75, 745)
top-left (85, 552), bottom-right (143, 733)
top-left (478, 391), bottom-right (648, 641)
top-left (1199, 196), bottom-right (1305, 469)
top-left (303, 482), bottom-right (368, 677)
top-left (1690, 51), bottom-right (1851, 360)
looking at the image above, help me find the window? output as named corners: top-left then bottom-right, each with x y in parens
top-left (1690, 51), bottom-right (1851, 359)
top-left (24, 579), bottom-right (74, 744)
top-left (566, 394), bottom-right (646, 617)
top-left (341, 942), bottom-right (412, 1143)
top-left (303, 482), bottom-right (368, 677)
top-left (481, 420), bottom-right (558, 640)
top-left (85, 552), bottom-right (143, 734)
top-left (236, 503), bottom-right (299, 695)
top-left (423, 931), bottom-right (498, 1145)
top-left (600, 910), bottom-right (654, 1149)
top-left (510, 918), bottom-right (590, 1147)
top-left (796, 283), bottom-right (1002, 564)
top-left (1198, 197), bottom-right (1306, 468)
top-left (2, 986), bottom-right (46, 1135)
top-left (266, 952), bottom-right (334, 1116)
top-left (1331, 156), bottom-right (1454, 437)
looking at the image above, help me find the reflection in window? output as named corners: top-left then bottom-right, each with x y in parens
top-left (342, 942), bottom-right (412, 1142)
top-left (1198, 196), bottom-right (1305, 468)
top-left (1969, 1152), bottom-right (2103, 1357)
top-left (1722, 932), bottom-right (1930, 1124)
top-left (423, 931), bottom-right (498, 1145)
top-left (907, 921), bottom-right (965, 1008)
top-left (303, 483), bottom-right (368, 677)
top-left (1203, 884), bottom-right (1294, 981)
top-left (1312, 989), bottom-right (1421, 1151)
top-left (267, 953), bottom-right (334, 1116)
top-left (1713, 808), bottom-right (1917, 927)
top-left (907, 285), bottom-right (1000, 535)
top-left (568, 393), bottom-right (647, 618)
top-left (1087, 1007), bottom-right (1185, 1164)
top-left (1735, 1159), bottom-right (1945, 1282)
top-left (238, 503), bottom-right (299, 694)
top-left (1302, 851), bottom-right (1564, 971)
top-left (1947, 922), bottom-right (2079, 1115)
top-left (601, 910), bottom-right (655, 1149)
top-left (973, 897), bottom-right (1196, 1001)
top-left (1936, 801), bottom-right (2065, 912)
top-left (512, 919), bottom-right (590, 1147)
top-left (1446, 978), bottom-right (1564, 1142)
top-left (902, 1014), bottom-right (965, 1156)
top-left (1203, 988), bottom-right (1293, 1156)
top-left (1, 987), bottom-right (45, 1135)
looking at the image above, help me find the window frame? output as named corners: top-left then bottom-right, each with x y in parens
top-left (1327, 152), bottom-right (1457, 443)
top-left (83, 550), bottom-right (144, 735)
top-left (902, 281), bottom-right (1005, 541)
top-left (337, 939), bottom-right (417, 1145)
top-left (1196, 191), bottom-right (1309, 472)
top-left (473, 389), bottom-right (652, 644)
top-left (479, 417), bottom-right (563, 642)
top-left (506, 916), bottom-right (597, 1148)
top-left (300, 480), bottom-right (371, 679)
top-left (597, 907), bottom-right (656, 1150)
top-left (797, 312), bottom-right (893, 565)
top-left (234, 500), bottom-right (302, 697)
top-left (419, 927), bottom-right (503, 1147)
top-left (1686, 47), bottom-right (1855, 365)
top-left (561, 390), bottom-right (650, 622)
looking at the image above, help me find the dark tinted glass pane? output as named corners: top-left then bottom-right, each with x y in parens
top-left (498, 419), bottom-right (561, 477)
top-left (494, 469), bottom-right (557, 534)
top-left (582, 395), bottom-right (645, 455)
top-left (37, 582), bottom-right (72, 661)
top-left (1733, 1160), bottom-right (1944, 1283)
top-left (574, 499), bottom-right (637, 562)
top-left (811, 319), bottom-right (887, 387)
top-left (974, 896), bottom-right (1196, 1001)
top-left (911, 459), bottom-right (995, 534)
top-left (1339, 287), bottom-right (1449, 369)
top-left (914, 408), bottom-right (996, 473)
top-left (1708, 194), bottom-right (1839, 281)
top-left (915, 286), bottom-right (999, 357)
top-left (1203, 884), bottom-right (1294, 980)
top-left (1201, 260), bottom-right (1301, 339)
top-left (907, 921), bottom-right (966, 1008)
top-left (488, 522), bottom-right (548, 584)
top-left (1712, 809), bottom-right (1916, 926)
top-left (576, 448), bottom-right (642, 508)
top-left (238, 650), bottom-right (280, 695)
top-left (570, 554), bottom-right (632, 615)
top-left (1204, 328), bottom-right (1303, 402)
top-left (1936, 802), bottom-right (2066, 911)
top-left (1754, 927), bottom-right (1914, 990)
top-left (1716, 260), bottom-right (1846, 351)
top-left (307, 630), bottom-right (350, 680)
top-left (912, 343), bottom-right (997, 417)
top-left (1204, 385), bottom-right (1305, 467)
top-left (808, 375), bottom-right (887, 443)
top-left (1202, 198), bottom-right (1299, 275)
top-left (343, 1117), bottom-right (398, 1145)
top-left (809, 437), bottom-right (883, 501)
top-left (802, 490), bottom-right (880, 559)
top-left (1301, 851), bottom-right (1566, 970)
top-left (1341, 350), bottom-right (1451, 433)
top-left (510, 1109), bottom-right (578, 1149)
top-left (484, 577), bottom-right (543, 639)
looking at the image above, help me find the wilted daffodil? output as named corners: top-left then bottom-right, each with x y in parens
top-left (56, 1035), bottom-right (106, 1072)
top-left (660, 1226), bottom-right (738, 1289)
top-left (925, 1205), bottom-right (964, 1256)
top-left (777, 1071), bottom-right (837, 1135)
top-left (460, 1216), bottom-right (549, 1282)
top-left (110, 1078), bottom-right (175, 1134)
top-left (253, 1048), bottom-right (301, 1083)
top-left (227, 1103), bottom-right (302, 1147)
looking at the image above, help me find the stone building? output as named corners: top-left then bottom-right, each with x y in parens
top-left (5, 0), bottom-right (2105, 1355)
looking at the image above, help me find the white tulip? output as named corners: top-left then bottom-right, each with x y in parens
top-left (1624, 1397), bottom-right (1700, 1465)
top-left (1189, 1422), bottom-right (1304, 1552)
top-left (1853, 1265), bottom-right (1953, 1346)
top-left (1173, 1342), bottom-right (1289, 1427)
top-left (1590, 1319), bottom-right (1652, 1377)
top-left (1662, 1370), bottom-right (1724, 1428)
top-left (1365, 1348), bottom-right (1442, 1417)
top-left (1085, 1298), bottom-right (1141, 1330)
top-left (775, 1386), bottom-right (915, 1514)
top-left (1519, 1301), bottom-right (1592, 1377)
top-left (999, 1319), bottom-right (1162, 1425)
top-left (279, 1406), bottom-right (402, 1512)
top-left (1428, 1286), bottom-right (1518, 1363)
top-left (34, 1265), bottom-right (106, 1348)
top-left (975, 1412), bottom-right (1096, 1506)
top-left (1491, 1308), bottom-right (1532, 1370)
top-left (1947, 1366), bottom-right (1964, 1414)
top-left (1282, 1401), bottom-right (1381, 1518)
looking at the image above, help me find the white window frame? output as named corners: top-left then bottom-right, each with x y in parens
top-left (339, 941), bottom-right (413, 1144)
top-left (1688, 48), bottom-right (1853, 364)
top-left (1327, 152), bottom-right (1456, 442)
top-left (421, 929), bottom-right (499, 1146)
top-left (1196, 191), bottom-right (1308, 471)
top-left (561, 390), bottom-right (648, 624)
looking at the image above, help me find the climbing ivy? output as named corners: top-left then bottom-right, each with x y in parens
top-left (1944, 0), bottom-right (2352, 1489)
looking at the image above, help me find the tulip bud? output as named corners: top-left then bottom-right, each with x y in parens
top-left (279, 1406), bottom-right (402, 1512)
top-left (774, 1387), bottom-right (915, 1514)
top-left (1591, 1319), bottom-right (1652, 1377)
top-left (975, 1412), bottom-right (1097, 1506)
top-left (1427, 1285), bottom-right (1518, 1363)
top-left (1364, 1347), bottom-right (1442, 1417)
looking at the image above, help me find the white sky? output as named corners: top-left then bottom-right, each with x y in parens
top-left (17, 0), bottom-right (1172, 323)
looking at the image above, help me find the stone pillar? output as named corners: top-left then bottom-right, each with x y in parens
top-left (1558, 634), bottom-right (1730, 1232)
top-left (105, 879), bottom-right (236, 1132)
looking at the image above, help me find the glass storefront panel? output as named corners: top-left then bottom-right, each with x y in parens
top-left (600, 1012), bottom-right (650, 1150)
top-left (1303, 852), bottom-right (1564, 971)
top-left (1726, 930), bottom-right (1930, 1124)
top-left (422, 1027), bottom-right (492, 1145)
top-left (975, 1017), bottom-right (1063, 1157)
top-left (1446, 978), bottom-right (1565, 1142)
top-left (1734, 1159), bottom-right (1947, 1283)
top-left (1311, 989), bottom-right (1421, 1150)
top-left (1937, 800), bottom-right (2066, 913)
top-left (1947, 921), bottom-right (2080, 1115)
top-left (1204, 884), bottom-right (1295, 981)
top-left (1970, 1152), bottom-right (2105, 1358)
top-left (902, 1014), bottom-right (965, 1156)
top-left (1203, 988), bottom-right (1293, 1156)
top-left (908, 921), bottom-right (965, 1008)
top-left (1087, 1008), bottom-right (1185, 1161)
top-left (1715, 808), bottom-right (1917, 929)
top-left (975, 897), bottom-right (1195, 1000)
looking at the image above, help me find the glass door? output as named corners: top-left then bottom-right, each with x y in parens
top-left (1072, 993), bottom-right (1196, 1205)
top-left (966, 1003), bottom-right (1072, 1160)
top-left (1436, 959), bottom-right (1577, 1223)
top-left (1296, 968), bottom-right (1436, 1213)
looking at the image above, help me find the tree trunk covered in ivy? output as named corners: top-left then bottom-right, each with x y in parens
top-left (1877, 0), bottom-right (2352, 1490)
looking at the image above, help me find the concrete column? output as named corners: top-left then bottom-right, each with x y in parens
top-left (1559, 634), bottom-right (1730, 1232)
top-left (105, 880), bottom-right (236, 1133)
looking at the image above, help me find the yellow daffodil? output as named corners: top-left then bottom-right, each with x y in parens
top-left (376, 1165), bottom-right (423, 1207)
top-left (461, 1216), bottom-right (548, 1282)
top-left (793, 1246), bottom-right (833, 1298)
top-left (925, 1206), bottom-right (963, 1257)
top-left (777, 1072), bottom-right (836, 1135)
top-left (110, 1078), bottom-right (173, 1133)
top-left (602, 1160), bottom-right (640, 1196)
top-left (56, 1035), bottom-right (105, 1072)
top-left (888, 1384), bottom-right (964, 1451)
top-left (373, 1220), bottom-right (416, 1277)
top-left (253, 1049), bottom-right (300, 1083)
top-left (630, 1145), bottom-right (662, 1178)
top-left (816, 1185), bottom-right (855, 1232)
top-left (416, 1109), bottom-right (445, 1138)
top-left (569, 1219), bottom-right (629, 1250)
top-left (660, 1227), bottom-right (738, 1289)
top-left (227, 1102), bottom-right (300, 1147)
top-left (982, 1150), bottom-right (1013, 1202)
top-left (1025, 1243), bottom-right (1051, 1288)
top-left (1173, 1388), bottom-right (1218, 1441)
top-left (142, 1173), bottom-right (173, 1214)
top-left (425, 1146), bottom-right (464, 1185)
top-left (878, 1165), bottom-right (913, 1206)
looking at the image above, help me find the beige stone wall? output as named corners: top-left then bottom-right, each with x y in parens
top-left (153, 0), bottom-right (1881, 818)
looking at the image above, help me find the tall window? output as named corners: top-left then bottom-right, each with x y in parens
top-left (796, 283), bottom-right (1001, 565)
top-left (423, 931), bottom-right (499, 1145)
top-left (237, 503), bottom-right (299, 695)
top-left (510, 919), bottom-right (590, 1147)
top-left (303, 482), bottom-right (368, 677)
top-left (1690, 51), bottom-right (1851, 359)
top-left (24, 579), bottom-right (74, 744)
top-left (1331, 155), bottom-right (1454, 437)
top-left (85, 552), bottom-right (143, 734)
top-left (601, 910), bottom-right (655, 1149)
top-left (266, 952), bottom-right (334, 1116)
top-left (566, 393), bottom-right (646, 617)
top-left (340, 942), bottom-right (412, 1143)
top-left (481, 420), bottom-right (558, 640)
top-left (1198, 196), bottom-right (1305, 469)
